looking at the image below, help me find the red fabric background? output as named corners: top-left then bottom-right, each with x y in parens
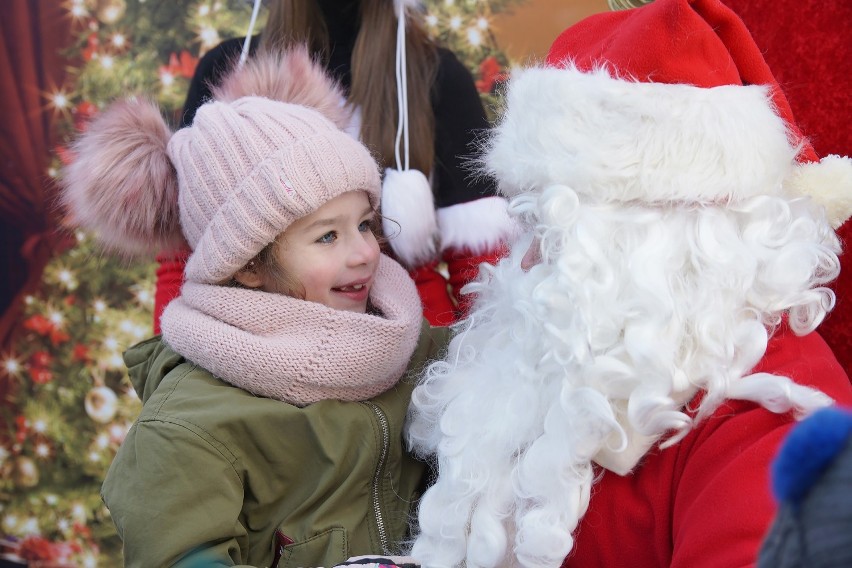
top-left (724, 0), bottom-right (852, 375)
top-left (0, 2), bottom-right (73, 389)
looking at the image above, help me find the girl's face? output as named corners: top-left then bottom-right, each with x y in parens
top-left (269, 190), bottom-right (380, 313)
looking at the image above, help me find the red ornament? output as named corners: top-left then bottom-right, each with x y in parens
top-left (475, 56), bottom-right (507, 94)
top-left (74, 101), bottom-right (98, 132)
top-left (82, 32), bottom-right (99, 62)
top-left (55, 144), bottom-right (77, 166)
top-left (23, 314), bottom-right (54, 336)
top-left (50, 328), bottom-right (71, 346)
top-left (18, 536), bottom-right (57, 563)
top-left (159, 50), bottom-right (199, 81)
top-left (72, 343), bottom-right (91, 362)
top-left (15, 415), bottom-right (29, 443)
top-left (30, 367), bottom-right (54, 384)
top-left (30, 351), bottom-right (52, 368)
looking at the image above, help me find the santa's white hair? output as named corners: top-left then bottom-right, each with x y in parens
top-left (406, 184), bottom-right (839, 567)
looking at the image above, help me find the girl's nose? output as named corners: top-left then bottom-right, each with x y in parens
top-left (349, 231), bottom-right (380, 266)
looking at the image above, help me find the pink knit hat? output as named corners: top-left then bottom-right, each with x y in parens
top-left (61, 48), bottom-right (382, 284)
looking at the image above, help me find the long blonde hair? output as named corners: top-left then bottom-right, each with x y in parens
top-left (260, 0), bottom-right (437, 174)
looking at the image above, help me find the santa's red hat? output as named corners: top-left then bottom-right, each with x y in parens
top-left (486, 0), bottom-right (852, 227)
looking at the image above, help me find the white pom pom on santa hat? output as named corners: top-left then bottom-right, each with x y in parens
top-left (785, 154), bottom-right (852, 230)
top-left (381, 167), bottom-right (438, 268)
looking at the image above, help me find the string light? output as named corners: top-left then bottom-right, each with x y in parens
top-left (110, 33), bottom-right (127, 48)
top-left (199, 26), bottom-right (220, 48)
top-left (3, 357), bottom-right (21, 377)
top-left (160, 71), bottom-right (175, 87)
top-left (35, 443), bottom-right (51, 458)
top-left (21, 517), bottom-right (39, 536)
top-left (71, 503), bottom-right (87, 523)
top-left (66, 0), bottom-right (88, 19)
top-left (467, 28), bottom-right (482, 46)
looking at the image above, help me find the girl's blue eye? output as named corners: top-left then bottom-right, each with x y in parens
top-left (317, 231), bottom-right (337, 244)
top-left (358, 219), bottom-right (373, 232)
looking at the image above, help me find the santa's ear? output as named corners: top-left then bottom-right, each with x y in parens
top-left (232, 261), bottom-right (265, 289)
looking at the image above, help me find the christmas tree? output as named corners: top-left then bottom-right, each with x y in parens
top-left (0, 0), bottom-right (512, 565)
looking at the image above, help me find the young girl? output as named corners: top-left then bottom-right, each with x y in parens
top-left (154, 0), bottom-right (515, 330)
top-left (60, 48), bottom-right (447, 568)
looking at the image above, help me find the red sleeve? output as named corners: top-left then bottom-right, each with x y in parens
top-left (153, 248), bottom-right (190, 334)
top-left (409, 261), bottom-right (458, 327)
top-left (443, 245), bottom-right (508, 319)
top-left (669, 329), bottom-right (852, 568)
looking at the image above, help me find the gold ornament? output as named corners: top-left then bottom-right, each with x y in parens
top-left (96, 0), bottom-right (126, 24)
top-left (13, 456), bottom-right (39, 488)
top-left (85, 386), bottom-right (119, 423)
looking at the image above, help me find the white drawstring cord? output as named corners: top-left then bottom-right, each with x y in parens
top-left (239, 0), bottom-right (264, 68)
top-left (393, 0), bottom-right (410, 171)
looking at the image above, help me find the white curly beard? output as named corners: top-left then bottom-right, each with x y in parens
top-left (405, 187), bottom-right (839, 568)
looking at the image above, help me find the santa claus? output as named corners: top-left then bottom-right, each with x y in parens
top-left (405, 0), bottom-right (852, 566)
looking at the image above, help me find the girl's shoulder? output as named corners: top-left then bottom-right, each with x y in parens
top-left (408, 319), bottom-right (452, 371)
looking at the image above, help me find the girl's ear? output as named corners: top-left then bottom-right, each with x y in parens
top-left (233, 262), bottom-right (265, 289)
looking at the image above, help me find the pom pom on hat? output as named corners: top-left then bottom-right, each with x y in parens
top-left (785, 155), bottom-right (852, 230)
top-left (759, 406), bottom-right (852, 568)
top-left (212, 45), bottom-right (351, 130)
top-left (381, 168), bottom-right (438, 268)
top-left (771, 406), bottom-right (852, 503)
top-left (60, 98), bottom-right (183, 255)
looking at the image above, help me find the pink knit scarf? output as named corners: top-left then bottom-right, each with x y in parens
top-left (159, 254), bottom-right (423, 406)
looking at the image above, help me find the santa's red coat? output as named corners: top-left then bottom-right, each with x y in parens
top-left (563, 326), bottom-right (852, 568)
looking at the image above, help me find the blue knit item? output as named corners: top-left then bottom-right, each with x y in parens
top-left (771, 406), bottom-right (852, 503)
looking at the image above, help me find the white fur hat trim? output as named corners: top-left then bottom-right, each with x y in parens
top-left (486, 65), bottom-right (799, 205)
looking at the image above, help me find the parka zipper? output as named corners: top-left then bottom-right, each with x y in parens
top-left (363, 401), bottom-right (391, 555)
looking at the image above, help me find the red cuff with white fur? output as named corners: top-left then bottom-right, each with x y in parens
top-left (409, 261), bottom-right (458, 326)
top-left (443, 246), bottom-right (508, 318)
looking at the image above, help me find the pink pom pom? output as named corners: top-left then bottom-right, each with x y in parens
top-left (212, 46), bottom-right (350, 129)
top-left (60, 98), bottom-right (183, 255)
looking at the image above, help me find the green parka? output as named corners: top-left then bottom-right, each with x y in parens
top-left (101, 321), bottom-right (448, 568)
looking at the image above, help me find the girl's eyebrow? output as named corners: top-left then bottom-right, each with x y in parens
top-left (305, 206), bottom-right (373, 230)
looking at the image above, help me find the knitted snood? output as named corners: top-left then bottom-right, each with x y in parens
top-left (160, 254), bottom-right (423, 406)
